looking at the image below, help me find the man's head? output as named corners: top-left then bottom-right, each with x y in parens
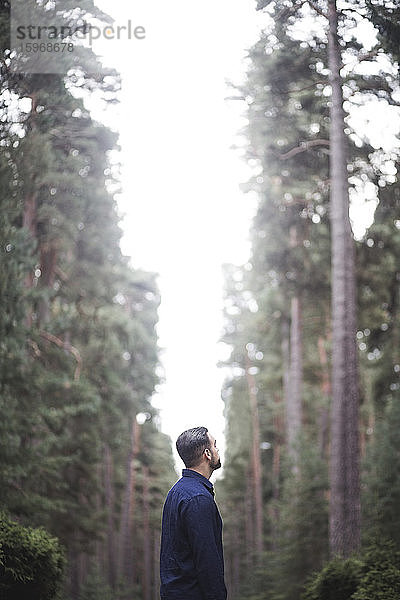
top-left (176, 426), bottom-right (221, 472)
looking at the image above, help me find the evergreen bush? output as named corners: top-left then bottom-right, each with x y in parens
top-left (301, 556), bottom-right (363, 600)
top-left (352, 541), bottom-right (400, 600)
top-left (0, 512), bottom-right (65, 600)
top-left (301, 541), bottom-right (400, 600)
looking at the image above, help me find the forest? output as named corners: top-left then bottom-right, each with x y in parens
top-left (0, 1), bottom-right (175, 599)
top-left (216, 1), bottom-right (400, 599)
top-left (1, 0), bottom-right (400, 599)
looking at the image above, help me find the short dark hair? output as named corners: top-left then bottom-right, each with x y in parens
top-left (176, 426), bottom-right (210, 468)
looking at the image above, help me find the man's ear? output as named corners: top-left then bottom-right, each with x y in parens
top-left (204, 448), bottom-right (211, 460)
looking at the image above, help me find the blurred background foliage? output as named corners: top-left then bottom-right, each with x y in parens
top-left (0, 1), bottom-right (175, 598)
top-left (216, 1), bottom-right (400, 599)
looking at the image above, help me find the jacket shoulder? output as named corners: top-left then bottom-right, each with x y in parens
top-left (166, 476), bottom-right (210, 502)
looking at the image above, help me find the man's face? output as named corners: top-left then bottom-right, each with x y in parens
top-left (207, 433), bottom-right (221, 471)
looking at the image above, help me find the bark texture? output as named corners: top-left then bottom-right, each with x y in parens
top-left (118, 418), bottom-right (141, 583)
top-left (287, 295), bottom-right (303, 468)
top-left (104, 444), bottom-right (117, 588)
top-left (245, 354), bottom-right (263, 559)
top-left (328, 0), bottom-right (361, 557)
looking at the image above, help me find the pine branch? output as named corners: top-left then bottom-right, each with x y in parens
top-left (39, 330), bottom-right (82, 380)
top-left (279, 139), bottom-right (330, 160)
top-left (338, 7), bottom-right (367, 19)
top-left (274, 0), bottom-right (307, 22)
top-left (277, 81), bottom-right (327, 96)
top-left (344, 49), bottom-right (381, 70)
top-left (54, 265), bottom-right (69, 282)
top-left (307, 0), bottom-right (328, 19)
top-left (10, 480), bottom-right (28, 496)
top-left (357, 49), bottom-right (380, 62)
top-left (27, 339), bottom-right (41, 357)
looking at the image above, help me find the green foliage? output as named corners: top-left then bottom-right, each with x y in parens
top-left (358, 168), bottom-right (400, 549)
top-left (218, 16), bottom-right (334, 599)
top-left (301, 557), bottom-right (363, 600)
top-left (362, 392), bottom-right (400, 548)
top-left (78, 565), bottom-right (113, 600)
top-left (366, 1), bottom-right (400, 65)
top-left (302, 542), bottom-right (400, 600)
top-left (219, 1), bottom-right (400, 598)
top-left (0, 511), bottom-right (65, 600)
top-left (270, 446), bottom-right (329, 600)
top-left (357, 176), bottom-right (400, 413)
top-left (352, 541), bottom-right (400, 600)
top-left (0, 2), bottom-right (175, 598)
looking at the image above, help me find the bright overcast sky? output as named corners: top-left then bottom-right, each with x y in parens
top-left (88, 0), bottom-right (265, 468)
top-left (88, 1), bottom-right (400, 471)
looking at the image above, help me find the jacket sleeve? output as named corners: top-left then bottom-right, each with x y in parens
top-left (181, 493), bottom-right (227, 600)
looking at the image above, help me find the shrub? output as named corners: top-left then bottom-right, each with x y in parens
top-left (301, 540), bottom-right (400, 600)
top-left (352, 541), bottom-right (400, 600)
top-left (0, 511), bottom-right (65, 600)
top-left (301, 556), bottom-right (363, 600)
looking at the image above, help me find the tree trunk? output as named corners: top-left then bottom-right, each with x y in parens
top-left (270, 392), bottom-right (282, 551)
top-left (286, 225), bottom-right (303, 470)
top-left (142, 466), bottom-right (152, 600)
top-left (118, 418), bottom-right (141, 583)
top-left (153, 531), bottom-right (160, 600)
top-left (328, 0), bottom-right (360, 557)
top-left (23, 192), bottom-right (37, 327)
top-left (231, 522), bottom-right (240, 599)
top-left (38, 242), bottom-right (58, 325)
top-left (245, 353), bottom-right (263, 559)
top-left (281, 316), bottom-right (291, 422)
top-left (317, 335), bottom-right (331, 459)
top-left (22, 193), bottom-right (37, 235)
top-left (287, 294), bottom-right (303, 470)
top-left (244, 470), bottom-right (255, 569)
top-left (104, 443), bottom-right (117, 589)
top-left (23, 92), bottom-right (38, 324)
top-left (68, 542), bottom-right (79, 600)
top-left (95, 464), bottom-right (106, 579)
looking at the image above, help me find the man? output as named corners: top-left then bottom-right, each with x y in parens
top-left (160, 426), bottom-right (227, 600)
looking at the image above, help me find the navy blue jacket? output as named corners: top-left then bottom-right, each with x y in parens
top-left (160, 469), bottom-right (227, 600)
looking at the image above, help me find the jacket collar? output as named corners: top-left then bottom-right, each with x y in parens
top-left (182, 468), bottom-right (214, 494)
